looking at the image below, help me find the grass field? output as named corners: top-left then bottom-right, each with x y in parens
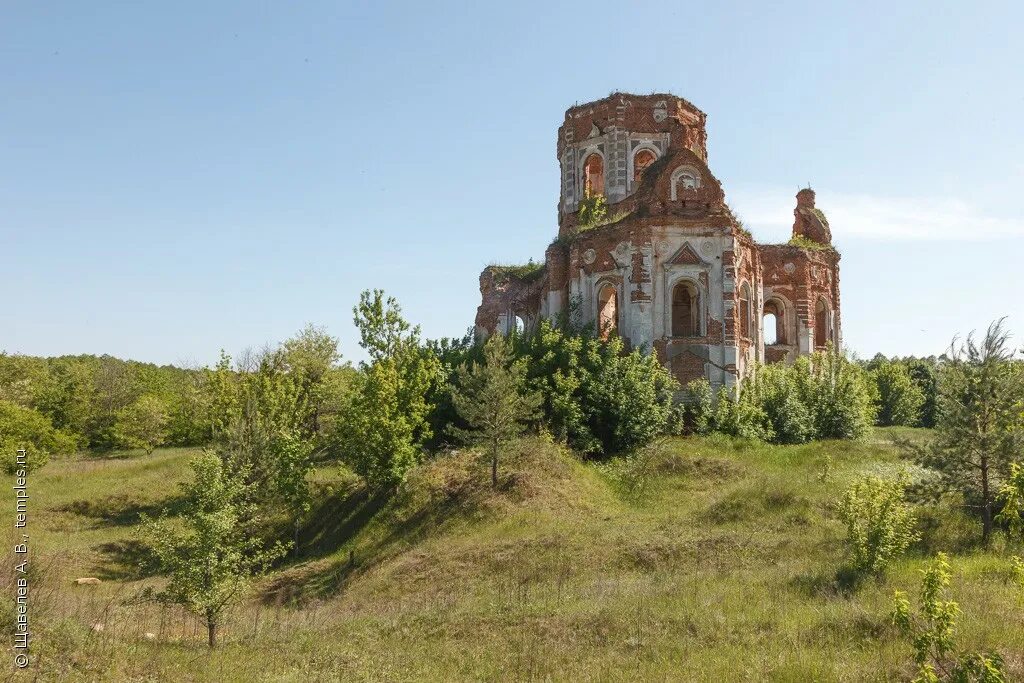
top-left (6, 429), bottom-right (1024, 681)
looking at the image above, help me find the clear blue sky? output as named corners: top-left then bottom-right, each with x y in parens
top-left (4, 1), bottom-right (1023, 366)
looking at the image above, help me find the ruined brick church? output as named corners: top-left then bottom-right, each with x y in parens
top-left (475, 93), bottom-right (841, 391)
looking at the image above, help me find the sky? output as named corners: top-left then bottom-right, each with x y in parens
top-left (3, 1), bottom-right (1023, 367)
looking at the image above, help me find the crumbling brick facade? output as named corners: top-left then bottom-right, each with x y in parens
top-left (475, 93), bottom-right (842, 392)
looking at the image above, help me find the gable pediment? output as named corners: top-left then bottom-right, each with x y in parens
top-left (667, 241), bottom-right (707, 266)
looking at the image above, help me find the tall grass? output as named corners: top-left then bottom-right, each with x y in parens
top-left (8, 432), bottom-right (1024, 681)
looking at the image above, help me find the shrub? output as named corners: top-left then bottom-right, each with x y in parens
top-left (1010, 556), bottom-right (1024, 594)
top-left (995, 462), bottom-right (1024, 541)
top-left (872, 361), bottom-right (925, 427)
top-left (797, 348), bottom-right (876, 440)
top-left (892, 553), bottom-right (1006, 681)
top-left (513, 321), bottom-right (593, 451)
top-left (0, 399), bottom-right (77, 473)
top-left (838, 473), bottom-right (918, 577)
top-left (512, 322), bottom-right (678, 455)
top-left (680, 378), bottom-right (714, 435)
top-left (709, 349), bottom-right (873, 447)
top-left (584, 338), bottom-right (678, 453)
top-left (745, 363), bottom-right (815, 444)
top-left (711, 386), bottom-right (772, 441)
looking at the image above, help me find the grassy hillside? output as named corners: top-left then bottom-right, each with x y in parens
top-left (8, 431), bottom-right (1024, 681)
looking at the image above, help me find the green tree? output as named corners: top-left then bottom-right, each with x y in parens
top-left (279, 324), bottom-right (345, 437)
top-left (449, 334), bottom-right (542, 487)
top-left (905, 357), bottom-right (941, 428)
top-left (838, 474), bottom-right (919, 577)
top-left (112, 394), bottom-right (169, 454)
top-left (140, 452), bottom-right (287, 647)
top-left (200, 351), bottom-right (313, 562)
top-left (892, 553), bottom-right (1005, 682)
top-left (337, 359), bottom-right (420, 489)
top-left (873, 360), bottom-right (926, 427)
top-left (32, 357), bottom-right (93, 444)
top-left (918, 320), bottom-right (1023, 544)
top-left (335, 290), bottom-right (440, 488)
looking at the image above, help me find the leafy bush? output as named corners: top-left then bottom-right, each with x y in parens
top-left (796, 348), bottom-right (876, 440)
top-left (703, 349), bottom-right (874, 446)
top-left (744, 363), bottom-right (815, 444)
top-left (0, 399), bottom-right (77, 473)
top-left (585, 339), bottom-right (679, 453)
top-left (1010, 556), bottom-right (1024, 594)
top-left (511, 321), bottom-right (678, 455)
top-left (872, 361), bottom-right (925, 427)
top-left (838, 473), bottom-right (919, 577)
top-left (710, 386), bottom-right (772, 441)
top-left (995, 462), bottom-right (1024, 540)
top-left (787, 234), bottom-right (833, 250)
top-left (892, 553), bottom-right (1006, 681)
top-left (680, 378), bottom-right (714, 435)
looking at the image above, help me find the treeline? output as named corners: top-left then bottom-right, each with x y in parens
top-left (0, 329), bottom-right (358, 471)
top-left (0, 352), bottom-right (220, 450)
top-left (0, 291), bottom-right (962, 478)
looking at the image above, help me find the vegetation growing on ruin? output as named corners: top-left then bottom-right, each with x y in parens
top-left (574, 194), bottom-right (630, 236)
top-left (788, 234), bottom-right (835, 250)
top-left (487, 259), bottom-right (545, 283)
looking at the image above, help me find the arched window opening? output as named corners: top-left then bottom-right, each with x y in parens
top-left (671, 281), bottom-right (700, 337)
top-left (513, 315), bottom-right (526, 335)
top-left (739, 283), bottom-right (752, 340)
top-left (633, 148), bottom-right (657, 181)
top-left (583, 153), bottom-right (605, 197)
top-left (670, 165), bottom-right (701, 199)
top-left (597, 284), bottom-right (618, 339)
top-left (814, 298), bottom-right (830, 349)
top-left (763, 300), bottom-right (786, 345)
top-left (763, 313), bottom-right (778, 345)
